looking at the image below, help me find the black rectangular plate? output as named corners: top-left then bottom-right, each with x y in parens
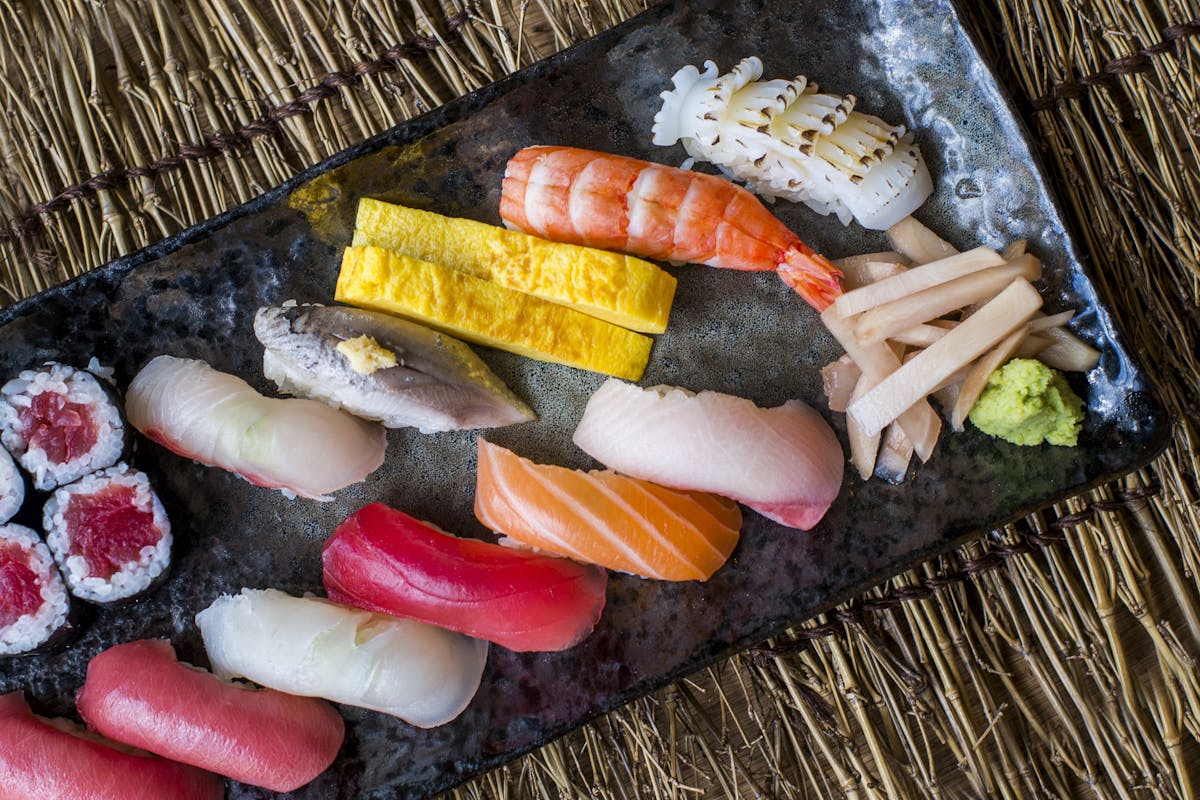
top-left (0, 0), bottom-right (1170, 797)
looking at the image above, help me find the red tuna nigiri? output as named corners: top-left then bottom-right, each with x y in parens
top-left (76, 639), bottom-right (344, 793)
top-left (0, 691), bottom-right (222, 800)
top-left (322, 502), bottom-right (608, 651)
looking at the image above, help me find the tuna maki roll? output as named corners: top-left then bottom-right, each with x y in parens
top-left (1, 363), bottom-right (126, 491)
top-left (43, 464), bottom-right (171, 604)
top-left (0, 447), bottom-right (23, 524)
top-left (0, 523), bottom-right (72, 657)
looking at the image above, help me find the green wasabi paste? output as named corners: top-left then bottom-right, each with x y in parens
top-left (968, 358), bottom-right (1084, 446)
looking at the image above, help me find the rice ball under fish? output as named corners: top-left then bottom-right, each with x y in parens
top-left (42, 463), bottom-right (171, 604)
top-left (0, 362), bottom-right (126, 491)
top-left (0, 523), bottom-right (72, 657)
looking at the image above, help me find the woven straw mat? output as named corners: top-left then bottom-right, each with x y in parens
top-left (2, 0), bottom-right (1199, 797)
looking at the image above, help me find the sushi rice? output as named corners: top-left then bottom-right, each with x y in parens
top-left (0, 446), bottom-right (24, 524)
top-left (0, 363), bottom-right (125, 491)
top-left (0, 523), bottom-right (71, 657)
top-left (43, 463), bottom-right (172, 603)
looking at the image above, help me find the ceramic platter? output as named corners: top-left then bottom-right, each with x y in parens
top-left (0, 0), bottom-right (1169, 797)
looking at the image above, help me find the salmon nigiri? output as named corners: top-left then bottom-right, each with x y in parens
top-left (322, 503), bottom-right (607, 652)
top-left (474, 439), bottom-right (742, 582)
top-left (572, 380), bottom-right (844, 530)
top-left (500, 145), bottom-right (842, 310)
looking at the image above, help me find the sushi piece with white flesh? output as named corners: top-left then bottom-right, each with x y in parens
top-left (42, 464), bottom-right (171, 604)
top-left (125, 355), bottom-right (386, 501)
top-left (0, 447), bottom-right (23, 524)
top-left (652, 56), bottom-right (932, 230)
top-left (0, 362), bottom-right (126, 491)
top-left (253, 303), bottom-right (534, 432)
top-left (0, 524), bottom-right (72, 657)
top-left (196, 588), bottom-right (488, 728)
top-left (572, 380), bottom-right (844, 530)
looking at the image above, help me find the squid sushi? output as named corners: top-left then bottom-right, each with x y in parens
top-left (573, 380), bottom-right (844, 530)
top-left (42, 464), bottom-right (171, 604)
top-left (196, 588), bottom-right (488, 728)
top-left (0, 447), bottom-right (23, 524)
top-left (254, 303), bottom-right (535, 432)
top-left (126, 355), bottom-right (386, 500)
top-left (323, 502), bottom-right (607, 651)
top-left (0, 362), bottom-right (125, 491)
top-left (0, 691), bottom-right (223, 800)
top-left (77, 639), bottom-right (345, 793)
top-left (474, 440), bottom-right (742, 581)
top-left (0, 524), bottom-right (72, 657)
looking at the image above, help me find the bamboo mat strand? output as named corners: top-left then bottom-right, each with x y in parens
top-left (2, 0), bottom-right (1199, 797)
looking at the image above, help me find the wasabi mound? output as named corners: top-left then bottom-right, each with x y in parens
top-left (968, 358), bottom-right (1084, 446)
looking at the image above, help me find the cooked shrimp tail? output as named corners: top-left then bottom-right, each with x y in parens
top-left (778, 247), bottom-right (842, 311)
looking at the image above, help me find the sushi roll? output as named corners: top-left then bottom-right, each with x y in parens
top-left (42, 464), bottom-right (171, 604)
top-left (0, 362), bottom-right (126, 491)
top-left (0, 447), bottom-right (24, 523)
top-left (0, 524), bottom-right (72, 657)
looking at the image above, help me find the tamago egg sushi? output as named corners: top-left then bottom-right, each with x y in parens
top-left (42, 464), bottom-right (171, 603)
top-left (0, 523), bottom-right (72, 657)
top-left (0, 363), bottom-right (126, 491)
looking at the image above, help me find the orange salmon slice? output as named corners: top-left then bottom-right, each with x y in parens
top-left (474, 439), bottom-right (741, 582)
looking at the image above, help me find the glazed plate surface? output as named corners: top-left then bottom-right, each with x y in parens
top-left (0, 0), bottom-right (1169, 797)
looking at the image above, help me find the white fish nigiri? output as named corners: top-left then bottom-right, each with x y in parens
top-left (572, 380), bottom-right (844, 530)
top-left (126, 355), bottom-right (386, 500)
top-left (196, 588), bottom-right (488, 728)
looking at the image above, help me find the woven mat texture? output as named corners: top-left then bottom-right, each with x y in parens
top-left (2, 1), bottom-right (1199, 797)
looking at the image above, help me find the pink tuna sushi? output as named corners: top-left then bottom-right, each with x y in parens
top-left (572, 379), bottom-right (844, 530)
top-left (0, 524), bottom-right (72, 657)
top-left (125, 355), bottom-right (386, 500)
top-left (323, 502), bottom-right (608, 651)
top-left (77, 639), bottom-right (344, 793)
top-left (0, 691), bottom-right (223, 800)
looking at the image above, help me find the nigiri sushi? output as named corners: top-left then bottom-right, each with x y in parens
top-left (572, 380), bottom-right (844, 530)
top-left (196, 588), bottom-right (487, 728)
top-left (0, 362), bottom-right (126, 491)
top-left (0, 524), bottom-right (73, 657)
top-left (474, 439), bottom-right (742, 581)
top-left (125, 355), bottom-right (386, 500)
top-left (77, 639), bottom-right (344, 793)
top-left (322, 502), bottom-right (607, 651)
top-left (500, 146), bottom-right (843, 311)
top-left (254, 303), bottom-right (535, 432)
top-left (0, 691), bottom-right (223, 800)
top-left (42, 464), bottom-right (172, 604)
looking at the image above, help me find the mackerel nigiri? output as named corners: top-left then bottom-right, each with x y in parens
top-left (323, 503), bottom-right (607, 651)
top-left (77, 639), bottom-right (344, 793)
top-left (474, 439), bottom-right (742, 581)
top-left (196, 588), bottom-right (487, 728)
top-left (0, 691), bottom-right (223, 800)
top-left (254, 304), bottom-right (534, 432)
top-left (572, 380), bottom-right (844, 530)
top-left (126, 355), bottom-right (386, 500)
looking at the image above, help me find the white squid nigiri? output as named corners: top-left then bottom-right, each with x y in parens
top-left (572, 379), bottom-right (844, 530)
top-left (196, 588), bottom-right (488, 728)
top-left (125, 355), bottom-right (386, 500)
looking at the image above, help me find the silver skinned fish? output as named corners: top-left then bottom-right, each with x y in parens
top-left (253, 304), bottom-right (535, 432)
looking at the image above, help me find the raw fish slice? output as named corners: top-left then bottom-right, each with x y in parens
top-left (0, 691), bottom-right (223, 800)
top-left (254, 304), bottom-right (534, 432)
top-left (125, 355), bottom-right (386, 500)
top-left (474, 439), bottom-right (741, 581)
top-left (322, 503), bottom-right (607, 651)
top-left (196, 588), bottom-right (487, 728)
top-left (572, 380), bottom-right (844, 530)
top-left (77, 639), bottom-right (344, 793)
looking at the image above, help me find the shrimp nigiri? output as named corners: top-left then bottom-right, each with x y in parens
top-left (500, 145), bottom-right (842, 310)
top-left (125, 355), bottom-right (386, 500)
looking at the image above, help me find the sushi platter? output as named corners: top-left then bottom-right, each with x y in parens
top-left (0, 0), bottom-right (1169, 797)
